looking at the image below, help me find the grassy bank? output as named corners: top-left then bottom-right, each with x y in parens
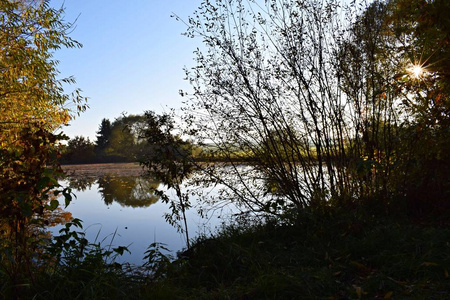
top-left (9, 207), bottom-right (448, 299)
top-left (142, 208), bottom-right (449, 299)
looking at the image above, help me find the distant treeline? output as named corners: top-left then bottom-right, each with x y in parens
top-left (61, 113), bottom-right (207, 165)
top-left (59, 113), bottom-right (374, 165)
top-left (61, 114), bottom-right (150, 164)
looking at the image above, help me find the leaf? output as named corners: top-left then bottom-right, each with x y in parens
top-left (71, 218), bottom-right (83, 229)
top-left (48, 199), bottom-right (59, 211)
top-left (354, 285), bottom-right (362, 299)
top-left (63, 188), bottom-right (73, 207)
top-left (36, 176), bottom-right (51, 190)
top-left (350, 261), bottom-right (366, 269)
top-left (113, 246), bottom-right (130, 256)
top-left (65, 196), bottom-right (72, 208)
top-left (332, 271), bottom-right (341, 276)
top-left (384, 291), bottom-right (393, 299)
top-left (421, 262), bottom-right (438, 267)
top-left (22, 204), bottom-right (33, 217)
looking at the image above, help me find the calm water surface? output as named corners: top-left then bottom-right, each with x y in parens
top-left (51, 173), bottom-right (234, 265)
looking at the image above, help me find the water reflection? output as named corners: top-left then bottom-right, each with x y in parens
top-left (66, 176), bottom-right (95, 191)
top-left (66, 175), bottom-right (161, 208)
top-left (56, 166), bottom-right (240, 265)
top-left (57, 174), bottom-right (193, 265)
top-left (98, 176), bottom-right (160, 208)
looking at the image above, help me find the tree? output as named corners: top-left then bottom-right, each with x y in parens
top-left (105, 114), bottom-right (147, 161)
top-left (0, 0), bottom-right (87, 142)
top-left (95, 118), bottom-right (112, 154)
top-left (139, 111), bottom-right (195, 249)
top-left (179, 0), bottom-right (357, 212)
top-left (339, 0), bottom-right (449, 213)
top-left (178, 0), bottom-right (449, 216)
top-left (335, 0), bottom-right (402, 206)
top-left (384, 0), bottom-right (450, 214)
top-left (0, 0), bottom-right (86, 291)
top-left (63, 136), bottom-right (96, 164)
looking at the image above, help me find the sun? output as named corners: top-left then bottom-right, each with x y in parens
top-left (407, 64), bottom-right (425, 79)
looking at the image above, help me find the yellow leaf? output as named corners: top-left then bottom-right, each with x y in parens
top-left (332, 271), bottom-right (341, 276)
top-left (353, 285), bottom-right (362, 299)
top-left (445, 269), bottom-right (448, 278)
top-left (350, 261), bottom-right (366, 269)
top-left (384, 291), bottom-right (393, 299)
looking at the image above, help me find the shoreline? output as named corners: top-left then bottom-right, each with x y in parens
top-left (61, 162), bottom-right (146, 178)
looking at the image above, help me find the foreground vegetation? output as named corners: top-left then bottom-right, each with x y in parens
top-left (1, 0), bottom-right (448, 299)
top-left (146, 209), bottom-right (450, 299)
top-left (3, 207), bottom-right (448, 299)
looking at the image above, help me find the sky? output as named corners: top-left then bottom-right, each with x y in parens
top-left (49, 0), bottom-right (202, 141)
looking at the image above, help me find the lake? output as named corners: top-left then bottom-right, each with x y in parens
top-left (53, 163), bottom-right (237, 265)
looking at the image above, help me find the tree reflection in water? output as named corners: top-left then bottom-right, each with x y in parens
top-left (65, 176), bottom-right (95, 192)
top-left (98, 176), bottom-right (160, 208)
top-left (67, 175), bottom-right (161, 208)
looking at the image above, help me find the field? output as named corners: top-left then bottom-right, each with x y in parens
top-left (61, 163), bottom-right (145, 178)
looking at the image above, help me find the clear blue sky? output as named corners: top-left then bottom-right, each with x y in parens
top-left (50, 0), bottom-right (201, 141)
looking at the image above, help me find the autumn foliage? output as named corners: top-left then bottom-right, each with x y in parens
top-left (0, 0), bottom-right (85, 294)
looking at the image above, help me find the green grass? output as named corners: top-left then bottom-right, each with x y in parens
top-left (2, 208), bottom-right (449, 299)
top-left (142, 208), bottom-right (450, 299)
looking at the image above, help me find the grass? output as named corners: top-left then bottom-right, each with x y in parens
top-left (141, 207), bottom-right (450, 299)
top-left (2, 207), bottom-right (449, 299)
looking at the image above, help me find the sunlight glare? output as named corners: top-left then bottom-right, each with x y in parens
top-left (407, 64), bottom-right (424, 79)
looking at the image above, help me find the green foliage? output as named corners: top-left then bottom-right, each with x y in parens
top-left (105, 114), bottom-right (147, 161)
top-left (336, 0), bottom-right (449, 214)
top-left (143, 242), bottom-right (173, 280)
top-left (23, 219), bottom-right (137, 300)
top-left (95, 118), bottom-right (112, 154)
top-left (61, 135), bottom-right (96, 164)
top-left (98, 175), bottom-right (160, 208)
top-left (47, 219), bottom-right (130, 268)
top-left (1, 0), bottom-right (448, 298)
top-left (385, 0), bottom-right (450, 215)
top-left (62, 114), bottom-right (153, 164)
top-left (139, 110), bottom-right (195, 248)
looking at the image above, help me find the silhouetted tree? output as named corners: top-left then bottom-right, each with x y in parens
top-left (139, 111), bottom-right (195, 249)
top-left (63, 136), bottom-right (95, 164)
top-left (103, 114), bottom-right (147, 162)
top-left (177, 0), bottom-right (449, 217)
top-left (95, 118), bottom-right (112, 155)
